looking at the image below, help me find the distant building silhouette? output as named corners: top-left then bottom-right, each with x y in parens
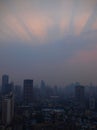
top-left (23, 79), bottom-right (33, 105)
top-left (88, 85), bottom-right (95, 110)
top-left (75, 85), bottom-right (85, 109)
top-left (14, 85), bottom-right (22, 103)
top-left (2, 75), bottom-right (9, 94)
top-left (89, 97), bottom-right (95, 110)
top-left (2, 92), bottom-right (14, 125)
top-left (40, 80), bottom-right (46, 89)
top-left (40, 80), bottom-right (47, 98)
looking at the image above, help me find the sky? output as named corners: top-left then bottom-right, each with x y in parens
top-left (0, 0), bottom-right (97, 86)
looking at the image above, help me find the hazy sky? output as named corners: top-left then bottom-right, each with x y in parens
top-left (0, 0), bottom-right (97, 86)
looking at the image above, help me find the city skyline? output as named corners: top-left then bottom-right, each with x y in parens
top-left (0, 0), bottom-right (97, 86)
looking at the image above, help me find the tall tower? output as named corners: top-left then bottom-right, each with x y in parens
top-left (23, 79), bottom-right (33, 105)
top-left (2, 75), bottom-right (9, 94)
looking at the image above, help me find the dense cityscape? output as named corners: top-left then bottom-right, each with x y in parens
top-left (0, 75), bottom-right (97, 130)
top-left (1, 0), bottom-right (97, 129)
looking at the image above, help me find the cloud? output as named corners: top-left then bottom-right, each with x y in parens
top-left (22, 14), bottom-right (53, 41)
top-left (0, 0), bottom-right (97, 85)
top-left (2, 14), bottom-right (31, 42)
top-left (0, 0), bottom-right (97, 43)
top-left (68, 44), bottom-right (97, 65)
top-left (92, 20), bottom-right (97, 30)
top-left (81, 0), bottom-right (97, 33)
top-left (74, 12), bottom-right (91, 35)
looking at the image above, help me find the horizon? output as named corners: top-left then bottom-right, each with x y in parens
top-left (0, 74), bottom-right (96, 87)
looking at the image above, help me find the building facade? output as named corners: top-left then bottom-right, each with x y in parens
top-left (24, 79), bottom-right (33, 105)
top-left (2, 93), bottom-right (14, 125)
top-left (2, 75), bottom-right (9, 95)
top-left (75, 85), bottom-right (85, 109)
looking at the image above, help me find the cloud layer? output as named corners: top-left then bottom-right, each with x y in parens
top-left (0, 0), bottom-right (97, 85)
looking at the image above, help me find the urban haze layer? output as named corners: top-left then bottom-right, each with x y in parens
top-left (0, 74), bottom-right (97, 130)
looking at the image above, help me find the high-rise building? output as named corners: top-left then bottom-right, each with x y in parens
top-left (23, 79), bottom-right (33, 105)
top-left (2, 75), bottom-right (9, 94)
top-left (0, 92), bottom-right (2, 112)
top-left (89, 97), bottom-right (95, 110)
top-left (40, 80), bottom-right (46, 98)
top-left (14, 85), bottom-right (22, 103)
top-left (2, 93), bottom-right (14, 125)
top-left (75, 85), bottom-right (85, 109)
top-left (89, 86), bottom-right (95, 110)
top-left (40, 80), bottom-right (46, 89)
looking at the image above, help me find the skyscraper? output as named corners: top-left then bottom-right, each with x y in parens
top-left (75, 85), bottom-right (85, 109)
top-left (2, 93), bottom-right (14, 125)
top-left (23, 79), bottom-right (33, 105)
top-left (89, 97), bottom-right (95, 110)
top-left (89, 86), bottom-right (95, 110)
top-left (2, 75), bottom-right (9, 95)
